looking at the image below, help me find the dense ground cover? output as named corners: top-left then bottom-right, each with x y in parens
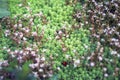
top-left (0, 0), bottom-right (120, 80)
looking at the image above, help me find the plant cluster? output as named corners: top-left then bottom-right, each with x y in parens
top-left (86, 0), bottom-right (120, 51)
top-left (73, 0), bottom-right (120, 79)
top-left (0, 11), bottom-right (54, 80)
top-left (2, 0), bottom-right (119, 80)
top-left (0, 0), bottom-right (92, 80)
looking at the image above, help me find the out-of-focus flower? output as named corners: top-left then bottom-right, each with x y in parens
top-left (90, 62), bottom-right (95, 67)
top-left (104, 73), bottom-right (108, 77)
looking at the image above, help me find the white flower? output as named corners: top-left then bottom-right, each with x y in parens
top-left (14, 24), bottom-right (18, 28)
top-left (25, 29), bottom-right (30, 33)
top-left (117, 54), bottom-right (120, 57)
top-left (14, 32), bottom-right (19, 36)
top-left (5, 30), bottom-right (10, 37)
top-left (84, 44), bottom-right (88, 49)
top-left (19, 32), bottom-right (23, 38)
top-left (111, 50), bottom-right (117, 55)
top-left (73, 49), bottom-right (76, 53)
top-left (39, 12), bottom-right (43, 17)
top-left (55, 35), bottom-right (60, 39)
top-left (62, 48), bottom-right (67, 52)
top-left (18, 24), bottom-right (22, 27)
top-left (18, 4), bottom-right (22, 7)
top-left (23, 37), bottom-right (27, 41)
top-left (57, 67), bottom-right (61, 70)
top-left (104, 73), bottom-right (108, 77)
top-left (98, 56), bottom-right (103, 61)
top-left (74, 59), bottom-right (80, 68)
top-left (100, 47), bottom-right (104, 53)
top-left (66, 35), bottom-right (69, 38)
top-left (30, 18), bottom-right (33, 22)
top-left (26, 47), bottom-right (32, 51)
top-left (74, 59), bottom-right (80, 64)
top-left (29, 64), bottom-right (35, 69)
top-left (31, 22), bottom-right (34, 26)
top-left (90, 62), bottom-right (95, 67)
top-left (43, 74), bottom-right (47, 78)
top-left (35, 58), bottom-right (40, 63)
top-left (39, 69), bottom-right (43, 72)
top-left (19, 50), bottom-right (23, 54)
top-left (65, 54), bottom-right (70, 59)
top-left (31, 51), bottom-right (36, 54)
top-left (3, 46), bottom-right (7, 50)
top-left (40, 64), bottom-right (45, 67)
top-left (115, 42), bottom-right (119, 46)
top-left (15, 50), bottom-right (19, 53)
top-left (32, 32), bottom-right (37, 36)
top-left (58, 30), bottom-right (62, 35)
top-left (34, 63), bottom-right (39, 67)
top-left (103, 67), bottom-right (107, 72)
top-left (42, 49), bottom-right (47, 52)
top-left (0, 76), bottom-right (3, 79)
top-left (41, 57), bottom-right (45, 61)
top-left (118, 23), bottom-right (120, 27)
top-left (80, 23), bottom-right (84, 27)
top-left (23, 14), bottom-right (27, 17)
top-left (7, 49), bottom-right (11, 52)
top-left (87, 56), bottom-right (91, 60)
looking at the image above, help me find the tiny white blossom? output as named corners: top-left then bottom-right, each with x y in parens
top-left (29, 64), bottom-right (35, 69)
top-left (118, 23), bottom-right (120, 27)
top-left (73, 49), bottom-right (76, 53)
top-left (41, 57), bottom-right (45, 61)
top-left (57, 67), bottom-right (61, 70)
top-left (19, 32), bottom-right (23, 38)
top-left (14, 32), bottom-right (19, 36)
top-left (90, 62), bottom-right (95, 67)
top-left (39, 69), bottom-right (43, 72)
top-left (87, 56), bottom-right (91, 60)
top-left (98, 56), bottom-right (103, 61)
top-left (62, 48), bottom-right (67, 52)
top-left (104, 73), bottom-right (108, 77)
top-left (25, 29), bottom-right (30, 33)
top-left (32, 32), bottom-right (37, 36)
top-left (117, 54), bottom-right (120, 57)
top-left (34, 63), bottom-right (39, 67)
top-left (111, 51), bottom-right (117, 55)
top-left (74, 59), bottom-right (80, 64)
top-left (43, 74), bottom-right (47, 78)
top-left (40, 64), bottom-right (45, 67)
top-left (7, 49), bottom-right (11, 52)
top-left (103, 67), bottom-right (107, 72)
top-left (84, 44), bottom-right (88, 49)
top-left (5, 30), bottom-right (10, 36)
top-left (14, 24), bottom-right (18, 28)
top-left (3, 46), bottom-right (7, 49)
top-left (18, 24), bottom-right (22, 27)
top-left (65, 54), bottom-right (70, 59)
top-left (31, 51), bottom-right (36, 54)
top-left (23, 37), bottom-right (27, 41)
top-left (18, 4), bottom-right (22, 7)
top-left (58, 30), bottom-right (62, 35)
top-left (30, 18), bottom-right (33, 22)
top-left (19, 50), bottom-right (23, 54)
top-left (35, 58), bottom-right (40, 63)
top-left (55, 35), bottom-right (60, 39)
